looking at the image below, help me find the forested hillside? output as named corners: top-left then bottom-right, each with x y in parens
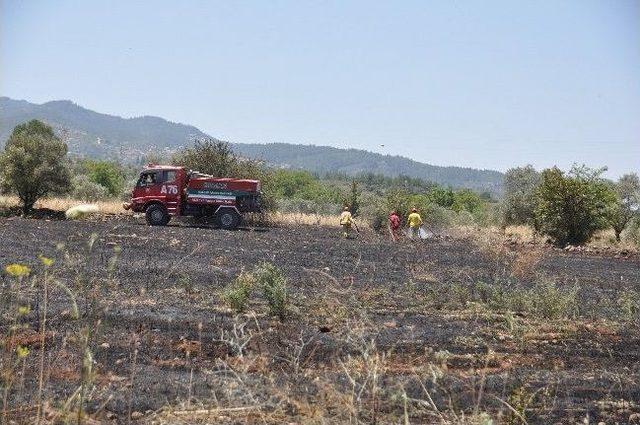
top-left (1, 97), bottom-right (503, 192)
top-left (231, 143), bottom-right (503, 193)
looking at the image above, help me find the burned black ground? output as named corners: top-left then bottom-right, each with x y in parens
top-left (1, 216), bottom-right (639, 424)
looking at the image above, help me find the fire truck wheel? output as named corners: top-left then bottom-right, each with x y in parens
top-left (216, 209), bottom-right (241, 230)
top-left (145, 204), bottom-right (170, 226)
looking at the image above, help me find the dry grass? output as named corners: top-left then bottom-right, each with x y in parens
top-left (505, 224), bottom-right (638, 252)
top-left (0, 196), bottom-right (128, 215)
top-left (446, 225), bottom-right (481, 239)
top-left (510, 246), bottom-right (545, 280)
top-left (268, 211), bottom-right (371, 230)
top-left (0, 196), bottom-right (370, 229)
top-left (471, 227), bottom-right (545, 280)
top-left (504, 225), bottom-right (536, 243)
top-left (588, 228), bottom-right (637, 252)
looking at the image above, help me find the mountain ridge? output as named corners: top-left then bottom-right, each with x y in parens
top-left (0, 96), bottom-right (503, 192)
top-left (229, 142), bottom-right (502, 193)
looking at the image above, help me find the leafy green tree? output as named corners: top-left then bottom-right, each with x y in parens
top-left (452, 189), bottom-right (483, 214)
top-left (384, 189), bottom-right (412, 217)
top-left (0, 120), bottom-right (71, 214)
top-left (502, 165), bottom-right (540, 226)
top-left (534, 166), bottom-right (617, 246)
top-left (610, 173), bottom-right (640, 241)
top-left (173, 138), bottom-right (271, 181)
top-left (268, 169), bottom-right (343, 204)
top-left (173, 139), bottom-right (237, 176)
top-left (427, 187), bottom-right (455, 208)
top-left (84, 160), bottom-right (125, 196)
top-left (270, 170), bottom-right (318, 198)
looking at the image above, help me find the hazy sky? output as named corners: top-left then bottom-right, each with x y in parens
top-left (1, 0), bottom-right (638, 177)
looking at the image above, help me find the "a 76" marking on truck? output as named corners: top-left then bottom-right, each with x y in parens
top-left (160, 185), bottom-right (178, 195)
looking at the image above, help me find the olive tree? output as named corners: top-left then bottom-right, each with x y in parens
top-left (0, 120), bottom-right (72, 214)
top-left (610, 173), bottom-right (640, 241)
top-left (534, 166), bottom-right (616, 246)
top-left (501, 165), bottom-right (540, 226)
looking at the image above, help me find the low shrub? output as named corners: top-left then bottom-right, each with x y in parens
top-left (366, 193), bottom-right (494, 232)
top-left (530, 280), bottom-right (579, 319)
top-left (222, 272), bottom-right (256, 313)
top-left (255, 262), bottom-right (288, 319)
top-left (222, 264), bottom-right (290, 318)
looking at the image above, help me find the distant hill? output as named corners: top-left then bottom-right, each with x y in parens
top-left (0, 96), bottom-right (208, 161)
top-left (0, 97), bottom-right (503, 193)
top-left (231, 143), bottom-right (503, 193)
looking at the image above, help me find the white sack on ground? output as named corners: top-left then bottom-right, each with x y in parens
top-left (65, 204), bottom-right (99, 220)
top-left (405, 227), bottom-right (434, 239)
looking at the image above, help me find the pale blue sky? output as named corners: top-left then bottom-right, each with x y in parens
top-left (1, 0), bottom-right (638, 177)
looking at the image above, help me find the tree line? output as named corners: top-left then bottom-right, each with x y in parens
top-left (1, 120), bottom-right (638, 247)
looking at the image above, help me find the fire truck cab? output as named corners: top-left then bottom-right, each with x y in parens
top-left (123, 165), bottom-right (261, 229)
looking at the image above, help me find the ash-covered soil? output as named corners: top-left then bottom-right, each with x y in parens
top-left (1, 216), bottom-right (639, 424)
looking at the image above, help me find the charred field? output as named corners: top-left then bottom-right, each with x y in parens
top-left (1, 216), bottom-right (639, 424)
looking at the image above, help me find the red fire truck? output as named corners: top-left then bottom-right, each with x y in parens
top-left (123, 165), bottom-right (261, 229)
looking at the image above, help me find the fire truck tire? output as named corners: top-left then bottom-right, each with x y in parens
top-left (145, 204), bottom-right (170, 226)
top-left (216, 209), bottom-right (241, 230)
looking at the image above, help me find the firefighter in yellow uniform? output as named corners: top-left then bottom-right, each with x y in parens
top-left (407, 208), bottom-right (423, 239)
top-left (339, 206), bottom-right (353, 238)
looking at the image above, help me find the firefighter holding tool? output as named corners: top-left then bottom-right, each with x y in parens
top-left (339, 206), bottom-right (356, 238)
top-left (407, 207), bottom-right (423, 239)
